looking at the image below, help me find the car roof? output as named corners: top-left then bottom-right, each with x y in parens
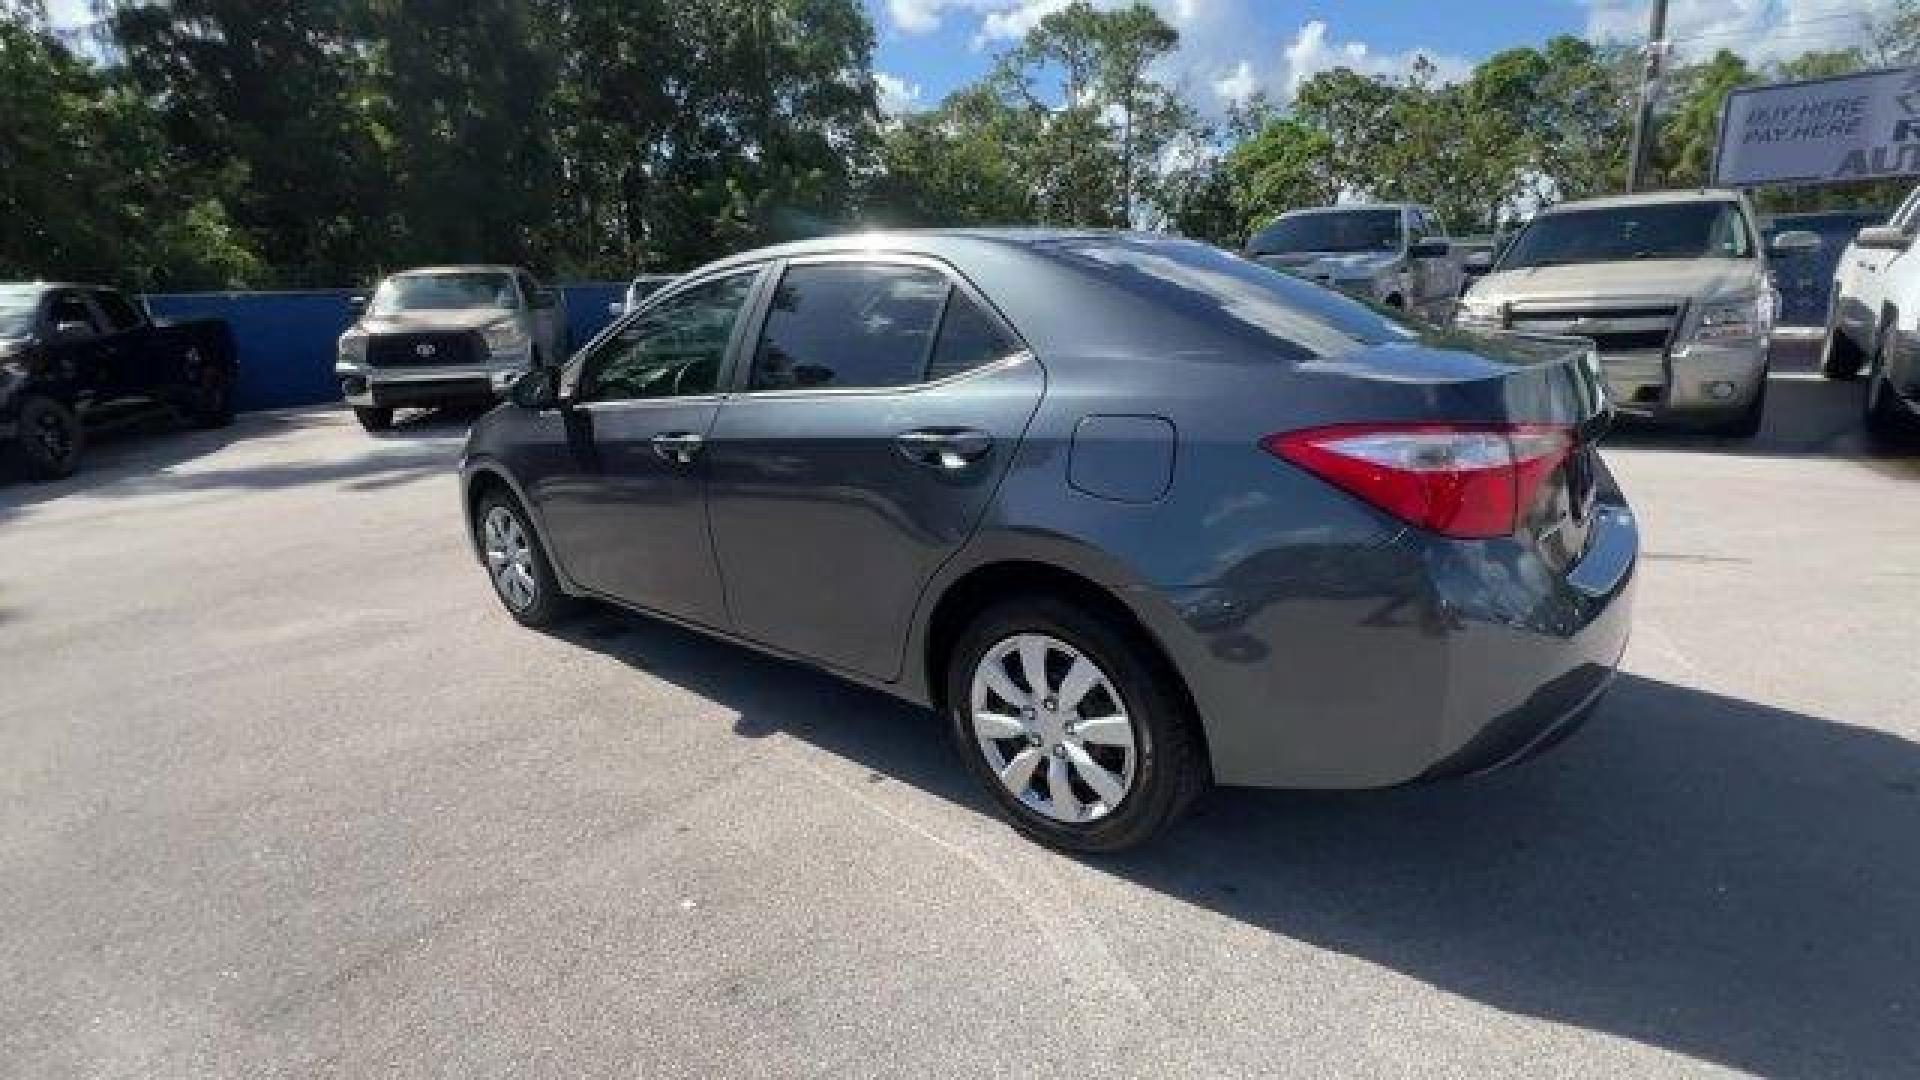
top-left (388, 265), bottom-right (523, 277)
top-left (1272, 203), bottom-right (1415, 219)
top-left (1541, 189), bottom-right (1746, 214)
top-left (0, 282), bottom-right (106, 295)
top-left (689, 228), bottom-right (1137, 277)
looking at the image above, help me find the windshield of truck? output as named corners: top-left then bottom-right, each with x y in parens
top-left (0, 291), bottom-right (39, 338)
top-left (371, 273), bottom-right (517, 315)
top-left (1500, 201), bottom-right (1754, 269)
top-left (1250, 209), bottom-right (1403, 254)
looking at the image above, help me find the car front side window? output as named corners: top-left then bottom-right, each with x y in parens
top-left (575, 271), bottom-right (757, 404)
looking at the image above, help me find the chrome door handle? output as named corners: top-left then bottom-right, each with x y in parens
top-left (651, 432), bottom-right (704, 464)
top-left (895, 428), bottom-right (992, 470)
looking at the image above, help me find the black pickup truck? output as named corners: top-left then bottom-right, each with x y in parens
top-left (0, 283), bottom-right (237, 480)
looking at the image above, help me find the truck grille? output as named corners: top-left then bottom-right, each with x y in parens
top-left (366, 331), bottom-right (482, 369)
top-left (1506, 304), bottom-right (1682, 356)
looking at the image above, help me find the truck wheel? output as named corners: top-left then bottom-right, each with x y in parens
top-left (7, 395), bottom-right (85, 481)
top-left (353, 406), bottom-right (394, 433)
top-left (1864, 336), bottom-right (1917, 443)
top-left (184, 363), bottom-right (236, 429)
top-left (1819, 318), bottom-right (1865, 380)
top-left (1711, 376), bottom-right (1768, 439)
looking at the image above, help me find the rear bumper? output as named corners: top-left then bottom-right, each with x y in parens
top-left (1162, 486), bottom-right (1637, 791)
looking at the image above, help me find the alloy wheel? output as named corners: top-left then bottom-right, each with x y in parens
top-left (970, 633), bottom-right (1138, 824)
top-left (482, 505), bottom-right (538, 611)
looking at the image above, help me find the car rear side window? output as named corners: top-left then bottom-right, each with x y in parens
top-left (926, 290), bottom-right (1016, 381)
top-left (93, 291), bottom-right (143, 332)
top-left (750, 263), bottom-right (948, 391)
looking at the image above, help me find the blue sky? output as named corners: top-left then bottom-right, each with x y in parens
top-left (863, 0), bottom-right (1902, 114)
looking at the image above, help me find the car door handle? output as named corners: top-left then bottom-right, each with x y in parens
top-left (651, 431), bottom-right (704, 464)
top-left (895, 428), bottom-right (992, 470)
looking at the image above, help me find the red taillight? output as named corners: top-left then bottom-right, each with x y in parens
top-left (1263, 423), bottom-right (1575, 540)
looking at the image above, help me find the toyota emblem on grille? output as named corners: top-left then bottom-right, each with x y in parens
top-left (415, 342), bottom-right (436, 358)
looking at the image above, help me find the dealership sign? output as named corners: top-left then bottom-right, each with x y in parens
top-left (1715, 67), bottom-right (1920, 187)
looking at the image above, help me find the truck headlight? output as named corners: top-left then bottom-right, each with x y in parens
top-left (337, 332), bottom-right (367, 365)
top-left (1454, 298), bottom-right (1503, 329)
top-left (1690, 293), bottom-right (1772, 342)
top-left (483, 322), bottom-right (531, 357)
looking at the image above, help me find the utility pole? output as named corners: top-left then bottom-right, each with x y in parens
top-left (1625, 0), bottom-right (1670, 193)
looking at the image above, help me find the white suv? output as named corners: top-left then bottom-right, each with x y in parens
top-left (1820, 186), bottom-right (1920, 439)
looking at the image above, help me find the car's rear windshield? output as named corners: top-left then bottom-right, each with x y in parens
top-left (372, 273), bottom-right (517, 315)
top-left (1500, 201), bottom-right (1754, 270)
top-left (1034, 235), bottom-right (1420, 357)
top-left (0, 292), bottom-right (38, 338)
top-left (1250, 209), bottom-right (1402, 255)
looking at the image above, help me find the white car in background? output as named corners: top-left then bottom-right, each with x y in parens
top-left (1820, 185), bottom-right (1920, 439)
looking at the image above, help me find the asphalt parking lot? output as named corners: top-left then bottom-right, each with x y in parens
top-left (3, 342), bottom-right (1918, 1079)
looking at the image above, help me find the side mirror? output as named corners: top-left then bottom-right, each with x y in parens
top-left (347, 295), bottom-right (368, 317)
top-left (1855, 225), bottom-right (1910, 251)
top-left (1464, 251), bottom-right (1493, 272)
top-left (53, 320), bottom-right (92, 340)
top-left (508, 366), bottom-right (561, 410)
top-left (1769, 229), bottom-right (1822, 255)
top-left (1409, 239), bottom-right (1451, 259)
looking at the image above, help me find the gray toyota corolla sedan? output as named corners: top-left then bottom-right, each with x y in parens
top-left (459, 231), bottom-right (1636, 852)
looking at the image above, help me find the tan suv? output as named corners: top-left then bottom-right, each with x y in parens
top-left (1456, 190), bottom-right (1818, 438)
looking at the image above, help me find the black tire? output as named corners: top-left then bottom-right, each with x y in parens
top-left (473, 488), bottom-right (574, 628)
top-left (1818, 312), bottom-right (1865, 380)
top-left (946, 595), bottom-right (1208, 853)
top-left (353, 406), bottom-right (394, 433)
top-left (1864, 335), bottom-right (1918, 443)
top-left (183, 360), bottom-right (236, 429)
top-left (6, 395), bottom-right (84, 481)
top-left (1710, 374), bottom-right (1767, 439)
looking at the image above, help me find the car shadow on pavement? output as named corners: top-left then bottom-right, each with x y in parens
top-left (0, 407), bottom-right (467, 519)
top-left (554, 609), bottom-right (1920, 1079)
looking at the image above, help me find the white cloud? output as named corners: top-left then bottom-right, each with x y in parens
top-left (1213, 59), bottom-right (1258, 105)
top-left (875, 70), bottom-right (924, 116)
top-left (1583, 0), bottom-right (1901, 66)
top-left (876, 1), bottom-right (1472, 117)
top-left (43, 0), bottom-right (96, 29)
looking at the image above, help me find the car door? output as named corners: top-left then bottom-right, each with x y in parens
top-left (529, 267), bottom-right (765, 627)
top-left (89, 289), bottom-right (151, 398)
top-left (41, 290), bottom-right (115, 407)
top-left (703, 255), bottom-right (1044, 680)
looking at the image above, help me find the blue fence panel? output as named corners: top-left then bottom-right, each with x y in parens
top-left (145, 290), bottom-right (358, 412)
top-left (144, 281), bottom-right (631, 413)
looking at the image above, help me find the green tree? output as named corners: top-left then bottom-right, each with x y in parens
top-left (110, 0), bottom-right (390, 285)
top-left (0, 9), bottom-right (257, 288)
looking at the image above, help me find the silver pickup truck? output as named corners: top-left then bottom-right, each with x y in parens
top-left (1455, 190), bottom-right (1818, 438)
top-left (1246, 202), bottom-right (1464, 321)
top-left (335, 265), bottom-right (567, 432)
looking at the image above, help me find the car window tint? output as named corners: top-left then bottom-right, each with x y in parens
top-left (93, 291), bottom-right (143, 332)
top-left (48, 293), bottom-right (100, 336)
top-left (926, 291), bottom-right (1016, 381)
top-left (579, 272), bottom-right (756, 403)
top-left (750, 264), bottom-right (948, 391)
